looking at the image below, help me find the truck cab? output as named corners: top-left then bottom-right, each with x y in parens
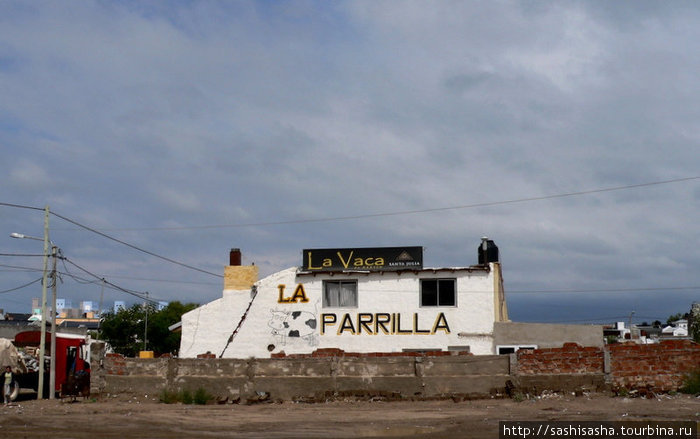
top-left (13, 330), bottom-right (89, 398)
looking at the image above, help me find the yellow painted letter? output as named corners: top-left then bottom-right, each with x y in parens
top-left (290, 284), bottom-right (309, 303)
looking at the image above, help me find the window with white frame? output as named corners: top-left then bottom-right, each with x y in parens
top-left (420, 278), bottom-right (456, 306)
top-left (323, 280), bottom-right (358, 308)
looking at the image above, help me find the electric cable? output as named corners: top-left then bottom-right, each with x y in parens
top-left (0, 202), bottom-right (44, 212)
top-left (0, 253), bottom-right (45, 257)
top-left (0, 277), bottom-right (43, 294)
top-left (62, 257), bottom-right (160, 304)
top-left (94, 274), bottom-right (219, 286)
top-left (2, 176), bottom-right (698, 279)
top-left (506, 286), bottom-right (699, 294)
top-left (0, 263), bottom-right (43, 272)
top-left (55, 175), bottom-right (700, 231)
top-left (50, 210), bottom-right (223, 278)
top-left (0, 202), bottom-right (222, 279)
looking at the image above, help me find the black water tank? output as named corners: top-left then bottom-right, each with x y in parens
top-left (478, 238), bottom-right (499, 265)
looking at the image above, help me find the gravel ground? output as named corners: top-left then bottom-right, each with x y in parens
top-left (0, 392), bottom-right (698, 438)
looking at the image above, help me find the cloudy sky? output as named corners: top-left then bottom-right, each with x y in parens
top-left (1, 1), bottom-right (698, 325)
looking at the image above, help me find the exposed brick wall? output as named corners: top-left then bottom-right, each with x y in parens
top-left (608, 340), bottom-right (700, 391)
top-left (104, 353), bottom-right (127, 376)
top-left (516, 343), bottom-right (604, 375)
top-left (516, 340), bottom-right (700, 392)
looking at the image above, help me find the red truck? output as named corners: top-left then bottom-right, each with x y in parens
top-left (7, 330), bottom-right (90, 399)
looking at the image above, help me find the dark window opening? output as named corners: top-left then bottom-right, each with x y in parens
top-left (420, 279), bottom-right (456, 307)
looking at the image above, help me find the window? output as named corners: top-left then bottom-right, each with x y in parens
top-left (323, 280), bottom-right (358, 308)
top-left (420, 279), bottom-right (456, 306)
top-left (496, 345), bottom-right (537, 355)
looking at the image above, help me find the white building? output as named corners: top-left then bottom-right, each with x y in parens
top-left (180, 241), bottom-right (509, 358)
top-left (662, 319), bottom-right (688, 337)
top-left (80, 301), bottom-right (94, 313)
top-left (114, 301), bottom-right (126, 313)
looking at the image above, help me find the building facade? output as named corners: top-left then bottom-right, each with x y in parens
top-left (180, 241), bottom-right (509, 358)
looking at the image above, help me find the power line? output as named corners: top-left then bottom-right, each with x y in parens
top-left (0, 263), bottom-right (42, 272)
top-left (59, 260), bottom-right (105, 286)
top-left (96, 274), bottom-right (220, 286)
top-left (62, 257), bottom-right (159, 304)
top-left (0, 277), bottom-right (43, 294)
top-left (0, 253), bottom-right (45, 257)
top-left (50, 211), bottom-right (223, 278)
top-left (0, 259), bottom-right (142, 301)
top-left (0, 202), bottom-right (44, 212)
top-left (0, 202), bottom-right (222, 279)
top-left (0, 261), bottom-right (218, 286)
top-left (1, 175), bottom-right (698, 281)
top-left (507, 286), bottom-right (699, 294)
top-left (57, 175), bottom-right (700, 231)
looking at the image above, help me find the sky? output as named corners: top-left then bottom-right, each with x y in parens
top-left (0, 1), bottom-right (698, 325)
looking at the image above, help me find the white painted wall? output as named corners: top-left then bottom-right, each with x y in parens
top-left (180, 265), bottom-right (498, 358)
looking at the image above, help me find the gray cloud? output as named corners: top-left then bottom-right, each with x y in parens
top-left (0, 1), bottom-right (697, 324)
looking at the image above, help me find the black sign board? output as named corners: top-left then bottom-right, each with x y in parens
top-left (302, 247), bottom-right (423, 272)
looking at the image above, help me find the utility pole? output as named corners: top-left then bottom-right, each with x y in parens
top-left (38, 205), bottom-right (50, 400)
top-left (49, 245), bottom-right (58, 399)
top-left (11, 206), bottom-right (53, 400)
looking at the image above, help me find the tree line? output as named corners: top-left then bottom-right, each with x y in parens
top-left (99, 301), bottom-right (198, 357)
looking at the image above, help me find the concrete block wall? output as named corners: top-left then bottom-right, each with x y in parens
top-left (99, 352), bottom-right (511, 400)
top-left (102, 353), bottom-right (169, 394)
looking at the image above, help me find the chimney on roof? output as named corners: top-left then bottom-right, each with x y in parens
top-left (478, 237), bottom-right (499, 265)
top-left (224, 248), bottom-right (258, 290)
top-left (229, 248), bottom-right (241, 266)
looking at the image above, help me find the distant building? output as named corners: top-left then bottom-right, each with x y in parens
top-left (114, 301), bottom-right (126, 313)
top-left (157, 301), bottom-right (168, 311)
top-left (661, 319), bottom-right (688, 338)
top-left (31, 297), bottom-right (41, 315)
top-left (603, 321), bottom-right (630, 341)
top-left (4, 313), bottom-right (32, 322)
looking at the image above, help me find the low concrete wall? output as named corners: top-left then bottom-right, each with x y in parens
top-left (97, 341), bottom-right (700, 401)
top-left (98, 353), bottom-right (511, 400)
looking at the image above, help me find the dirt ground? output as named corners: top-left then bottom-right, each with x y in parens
top-left (0, 392), bottom-right (698, 439)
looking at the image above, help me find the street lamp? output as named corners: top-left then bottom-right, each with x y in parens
top-left (10, 206), bottom-right (57, 399)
